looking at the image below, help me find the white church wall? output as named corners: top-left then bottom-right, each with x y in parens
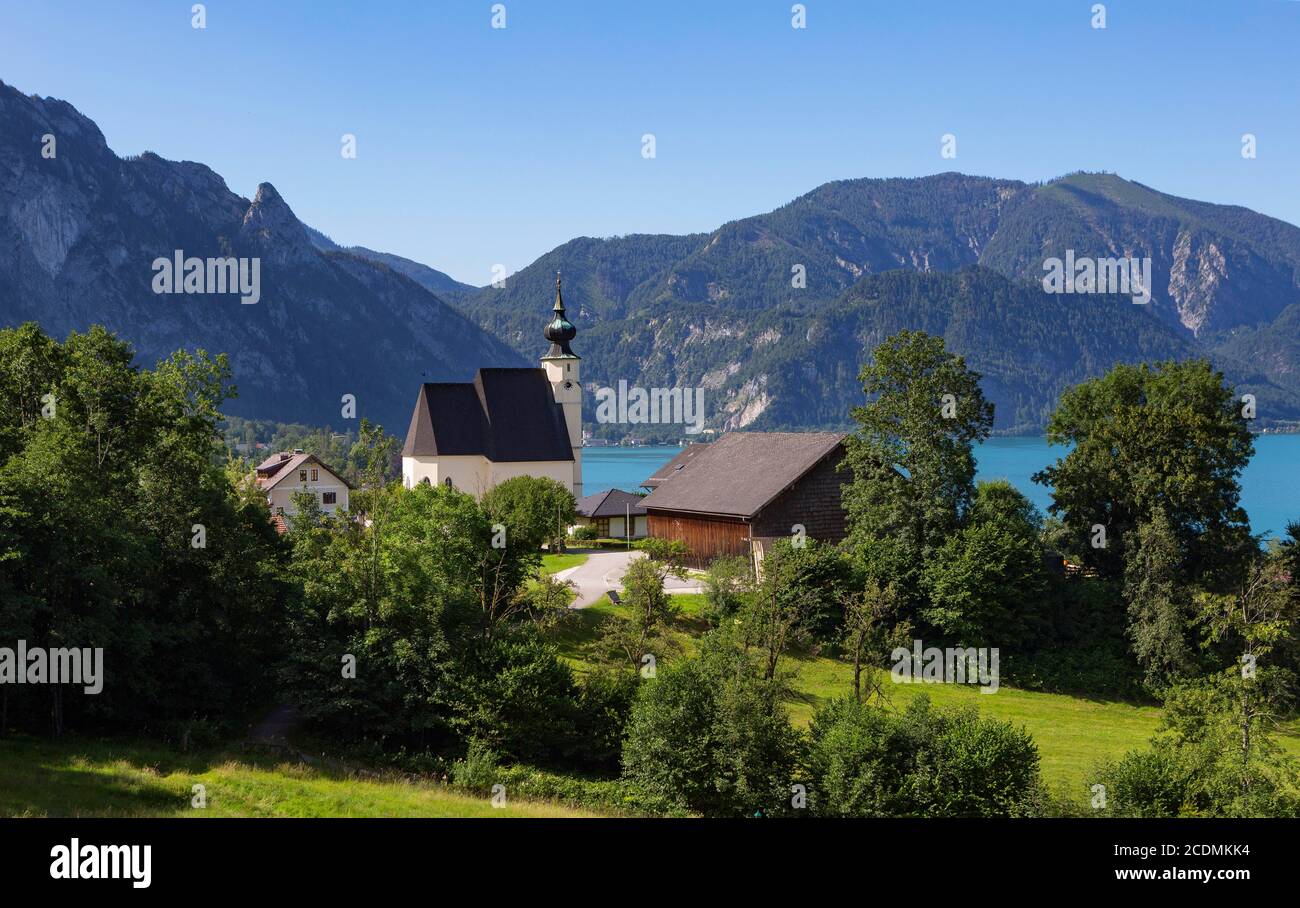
top-left (402, 455), bottom-right (574, 499)
top-left (488, 459), bottom-right (574, 492)
top-left (402, 454), bottom-right (490, 495)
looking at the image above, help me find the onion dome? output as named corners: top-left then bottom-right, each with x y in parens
top-left (543, 272), bottom-right (578, 357)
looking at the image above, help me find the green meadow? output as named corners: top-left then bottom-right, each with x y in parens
top-left (551, 593), bottom-right (1300, 799)
top-left (9, 591), bottom-right (1298, 817)
top-left (0, 737), bottom-right (602, 818)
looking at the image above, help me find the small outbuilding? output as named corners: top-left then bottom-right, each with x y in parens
top-left (575, 488), bottom-right (649, 540)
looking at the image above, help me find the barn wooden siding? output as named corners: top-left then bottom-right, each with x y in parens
top-left (646, 512), bottom-right (750, 568)
top-left (749, 448), bottom-right (850, 541)
top-left (647, 446), bottom-right (851, 568)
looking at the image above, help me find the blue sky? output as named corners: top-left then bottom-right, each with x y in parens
top-left (2, 0), bottom-right (1297, 284)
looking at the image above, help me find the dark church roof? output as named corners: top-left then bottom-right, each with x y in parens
top-left (640, 432), bottom-right (845, 518)
top-left (402, 368), bottom-right (574, 463)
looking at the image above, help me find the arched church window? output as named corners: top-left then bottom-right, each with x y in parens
top-left (443, 477), bottom-right (454, 489)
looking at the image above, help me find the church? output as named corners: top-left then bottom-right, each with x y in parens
top-left (401, 275), bottom-right (583, 499)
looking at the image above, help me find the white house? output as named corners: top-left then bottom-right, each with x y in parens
top-left (255, 450), bottom-right (351, 525)
top-left (401, 275), bottom-right (583, 499)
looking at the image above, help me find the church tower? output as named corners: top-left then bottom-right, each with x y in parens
top-left (540, 273), bottom-right (582, 497)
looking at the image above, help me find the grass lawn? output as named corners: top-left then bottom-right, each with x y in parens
top-left (541, 552), bottom-right (588, 575)
top-left (543, 596), bottom-right (1300, 802)
top-left (0, 736), bottom-right (606, 818)
top-left (550, 593), bottom-right (711, 673)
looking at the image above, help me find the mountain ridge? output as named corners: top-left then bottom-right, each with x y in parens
top-left (4, 79), bottom-right (1300, 436)
top-left (0, 78), bottom-right (524, 433)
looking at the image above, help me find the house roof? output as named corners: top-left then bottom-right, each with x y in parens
top-left (402, 367), bottom-right (574, 463)
top-left (577, 488), bottom-right (648, 519)
top-left (641, 443), bottom-right (711, 489)
top-left (255, 452), bottom-right (353, 492)
top-left (640, 432), bottom-right (846, 519)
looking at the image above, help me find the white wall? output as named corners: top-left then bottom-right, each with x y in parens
top-left (403, 454), bottom-right (491, 495)
top-left (489, 459), bottom-right (575, 492)
top-left (267, 472), bottom-right (349, 517)
top-left (608, 515), bottom-right (649, 539)
top-left (402, 455), bottom-right (574, 499)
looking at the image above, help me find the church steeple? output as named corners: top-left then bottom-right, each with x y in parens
top-left (543, 272), bottom-right (578, 358)
top-left (540, 271), bottom-right (582, 497)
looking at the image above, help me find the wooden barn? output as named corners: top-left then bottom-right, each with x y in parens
top-left (639, 432), bottom-right (850, 570)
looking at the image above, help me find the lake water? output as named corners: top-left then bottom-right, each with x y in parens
top-left (583, 435), bottom-right (1300, 538)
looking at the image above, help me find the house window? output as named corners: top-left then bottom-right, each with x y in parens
top-left (299, 470), bottom-right (308, 482)
top-left (311, 468), bottom-right (319, 481)
top-left (323, 492), bottom-right (337, 505)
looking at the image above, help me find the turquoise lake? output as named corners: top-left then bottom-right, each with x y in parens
top-left (583, 435), bottom-right (1300, 539)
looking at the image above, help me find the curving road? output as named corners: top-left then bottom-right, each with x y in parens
top-left (553, 549), bottom-right (704, 608)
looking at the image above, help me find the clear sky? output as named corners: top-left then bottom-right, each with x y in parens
top-left (2, 0), bottom-right (1297, 285)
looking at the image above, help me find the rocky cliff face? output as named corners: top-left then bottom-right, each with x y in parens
top-left (0, 80), bottom-right (523, 431)
top-left (457, 171), bottom-right (1300, 432)
top-left (981, 174), bottom-right (1300, 338)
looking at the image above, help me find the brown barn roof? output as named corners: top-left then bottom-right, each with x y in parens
top-left (641, 443), bottom-right (711, 489)
top-left (402, 368), bottom-right (573, 463)
top-left (577, 488), bottom-right (648, 518)
top-left (640, 432), bottom-right (846, 519)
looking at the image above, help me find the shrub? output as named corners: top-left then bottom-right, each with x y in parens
top-left (568, 669), bottom-right (639, 772)
top-left (804, 695), bottom-right (1042, 817)
top-left (621, 633), bottom-right (799, 816)
top-left (451, 740), bottom-right (501, 792)
top-left (1090, 748), bottom-right (1189, 817)
top-left (490, 764), bottom-right (683, 816)
top-left (447, 630), bottom-right (582, 767)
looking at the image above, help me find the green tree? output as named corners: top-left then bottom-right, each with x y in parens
top-left (737, 539), bottom-right (832, 680)
top-left (621, 631), bottom-right (800, 816)
top-left (1094, 677), bottom-right (1300, 817)
top-left (839, 579), bottom-right (908, 704)
top-left (1124, 507), bottom-right (1196, 688)
top-left (635, 535), bottom-right (688, 570)
top-left (1033, 359), bottom-right (1254, 583)
top-left (481, 475), bottom-right (576, 553)
top-left (0, 324), bottom-right (289, 737)
top-left (703, 554), bottom-right (753, 626)
top-left (843, 330), bottom-right (993, 621)
top-left (595, 555), bottom-right (680, 671)
top-left (922, 480), bottom-right (1049, 644)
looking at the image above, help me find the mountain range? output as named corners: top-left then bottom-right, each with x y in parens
top-left (0, 79), bottom-right (522, 432)
top-left (3, 78), bottom-right (1300, 436)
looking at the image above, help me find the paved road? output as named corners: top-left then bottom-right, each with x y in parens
top-left (553, 549), bottom-right (703, 608)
